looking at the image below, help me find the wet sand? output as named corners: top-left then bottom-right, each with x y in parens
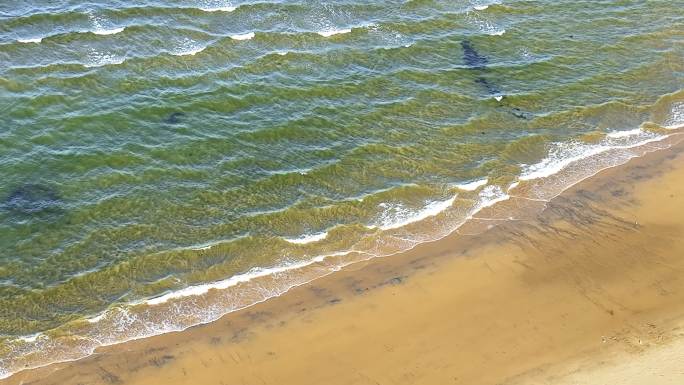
top-left (6, 133), bottom-right (684, 385)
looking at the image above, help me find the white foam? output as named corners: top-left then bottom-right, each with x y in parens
top-left (489, 29), bottom-right (506, 36)
top-left (200, 6), bottom-right (236, 12)
top-left (84, 51), bottom-right (125, 67)
top-left (17, 333), bottom-right (43, 343)
top-left (494, 95), bottom-right (503, 101)
top-left (146, 252), bottom-right (346, 305)
top-left (476, 185), bottom-right (510, 209)
top-left (474, 5), bottom-right (489, 10)
top-left (88, 13), bottom-right (124, 36)
top-left (663, 102), bottom-right (684, 129)
top-left (454, 178), bottom-right (488, 191)
top-left (18, 37), bottom-right (43, 43)
top-left (171, 41), bottom-right (207, 56)
top-left (520, 129), bottom-right (664, 181)
top-left (93, 27), bottom-right (125, 35)
top-left (231, 32), bottom-right (255, 40)
top-left (317, 29), bottom-right (352, 37)
top-left (284, 232), bottom-right (328, 244)
top-left (86, 312), bottom-right (106, 323)
top-left (377, 196), bottom-right (456, 230)
top-left (606, 128), bottom-right (642, 138)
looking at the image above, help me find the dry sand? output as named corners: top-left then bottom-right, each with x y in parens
top-left (5, 134), bottom-right (684, 385)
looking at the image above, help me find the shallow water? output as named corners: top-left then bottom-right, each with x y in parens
top-left (0, 0), bottom-right (682, 378)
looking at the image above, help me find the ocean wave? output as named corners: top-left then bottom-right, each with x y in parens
top-left (376, 196), bottom-right (457, 230)
top-left (17, 37), bottom-right (43, 43)
top-left (15, 25), bottom-right (124, 45)
top-left (453, 178), bottom-right (488, 191)
top-left (91, 27), bottom-right (125, 35)
top-left (471, 0), bottom-right (502, 11)
top-left (284, 231), bottom-right (329, 244)
top-left (317, 28), bottom-right (352, 37)
top-left (520, 128), bottom-right (663, 181)
top-left (230, 32), bottom-right (255, 40)
top-left (171, 38), bottom-right (209, 56)
top-left (83, 51), bottom-right (126, 67)
top-left (88, 12), bottom-right (125, 36)
top-left (200, 6), bottom-right (237, 12)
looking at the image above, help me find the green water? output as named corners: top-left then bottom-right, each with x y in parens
top-left (0, 0), bottom-right (682, 377)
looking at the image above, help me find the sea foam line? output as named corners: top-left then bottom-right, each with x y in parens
top-left (284, 232), bottom-right (329, 244)
top-left (143, 249), bottom-right (356, 306)
top-left (377, 196), bottom-right (457, 230)
top-left (18, 37), bottom-right (43, 43)
top-left (454, 178), bottom-right (488, 191)
top-left (92, 27), bottom-right (125, 35)
top-left (231, 32), bottom-right (255, 40)
top-left (520, 128), bottom-right (664, 180)
top-left (317, 28), bottom-right (352, 37)
top-left (200, 6), bottom-right (237, 12)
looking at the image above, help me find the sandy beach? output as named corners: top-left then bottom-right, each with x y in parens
top-left (5, 133), bottom-right (684, 384)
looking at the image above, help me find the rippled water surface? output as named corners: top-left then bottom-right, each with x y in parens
top-left (0, 0), bottom-right (683, 378)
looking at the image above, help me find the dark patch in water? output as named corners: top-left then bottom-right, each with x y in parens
top-left (510, 107), bottom-right (532, 120)
top-left (462, 40), bottom-right (534, 120)
top-left (3, 184), bottom-right (62, 215)
top-left (475, 76), bottom-right (500, 95)
top-left (461, 39), bottom-right (489, 69)
top-left (164, 112), bottom-right (185, 124)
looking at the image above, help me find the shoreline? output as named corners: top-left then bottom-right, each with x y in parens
top-left (0, 125), bottom-right (678, 380)
top-left (4, 132), bottom-right (684, 384)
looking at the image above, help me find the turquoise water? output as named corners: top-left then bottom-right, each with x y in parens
top-left (0, 0), bottom-right (682, 377)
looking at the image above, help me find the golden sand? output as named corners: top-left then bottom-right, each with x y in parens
top-left (6, 135), bottom-right (684, 385)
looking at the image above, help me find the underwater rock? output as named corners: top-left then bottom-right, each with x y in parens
top-left (461, 39), bottom-right (489, 69)
top-left (3, 184), bottom-right (62, 214)
top-left (510, 107), bottom-right (533, 120)
top-left (164, 112), bottom-right (186, 124)
top-left (475, 76), bottom-right (500, 95)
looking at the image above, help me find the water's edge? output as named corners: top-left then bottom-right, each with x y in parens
top-left (2, 110), bottom-right (682, 380)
